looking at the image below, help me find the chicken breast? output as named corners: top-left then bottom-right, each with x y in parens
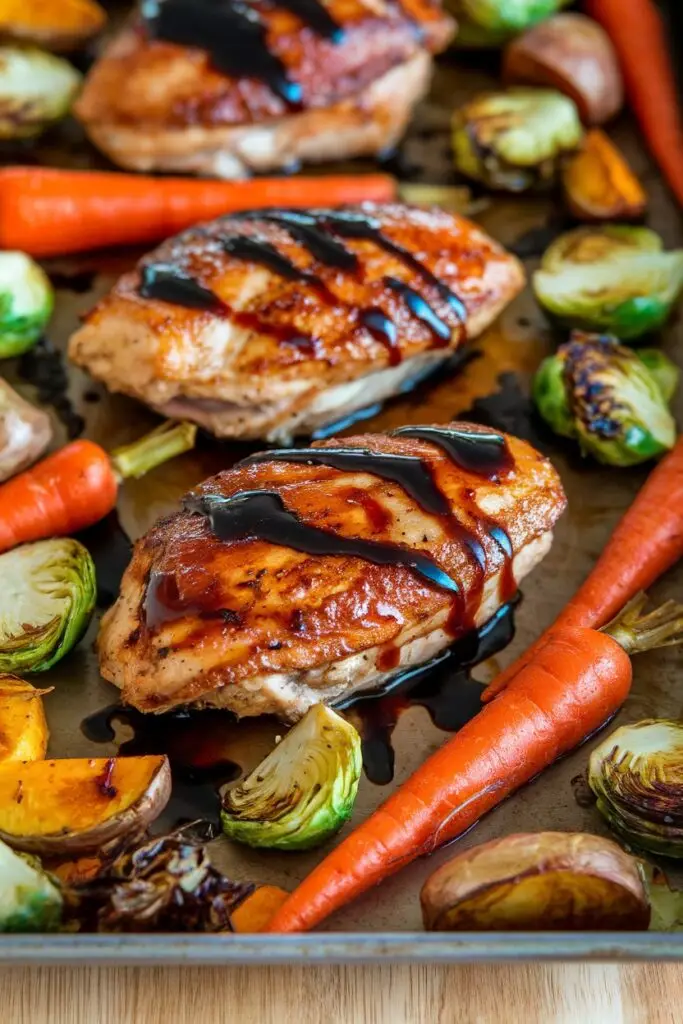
top-left (74, 0), bottom-right (455, 177)
top-left (69, 203), bottom-right (525, 443)
top-left (98, 423), bottom-right (566, 719)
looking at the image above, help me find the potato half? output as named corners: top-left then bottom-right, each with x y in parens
top-left (421, 832), bottom-right (650, 931)
top-left (0, 755), bottom-right (171, 855)
top-left (0, 675), bottom-right (48, 764)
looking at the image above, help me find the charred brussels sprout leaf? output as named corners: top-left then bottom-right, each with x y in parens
top-left (533, 226), bottom-right (683, 339)
top-left (589, 720), bottom-right (683, 858)
top-left (63, 825), bottom-right (254, 932)
top-left (0, 253), bottom-right (54, 358)
top-left (0, 46), bottom-right (80, 139)
top-left (450, 0), bottom-right (572, 47)
top-left (221, 704), bottom-right (361, 851)
top-left (0, 839), bottom-right (62, 932)
top-left (452, 88), bottom-right (583, 191)
top-left (532, 332), bottom-right (677, 466)
top-left (0, 539), bottom-right (96, 673)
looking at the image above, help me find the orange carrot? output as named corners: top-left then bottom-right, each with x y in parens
top-left (0, 421), bottom-right (196, 553)
top-left (585, 0), bottom-right (683, 208)
top-left (266, 595), bottom-right (683, 933)
top-left (482, 435), bottom-right (683, 702)
top-left (231, 885), bottom-right (290, 933)
top-left (0, 167), bottom-right (397, 257)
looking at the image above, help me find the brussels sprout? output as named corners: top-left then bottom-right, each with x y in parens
top-left (450, 0), bottom-right (572, 47)
top-left (533, 332), bottom-right (678, 466)
top-left (0, 253), bottom-right (54, 358)
top-left (0, 839), bottom-right (62, 932)
top-left (0, 539), bottom-right (96, 673)
top-left (533, 226), bottom-right (683, 340)
top-left (452, 88), bottom-right (583, 192)
top-left (589, 719), bottom-right (683, 858)
top-left (0, 46), bottom-right (80, 139)
top-left (221, 704), bottom-right (361, 851)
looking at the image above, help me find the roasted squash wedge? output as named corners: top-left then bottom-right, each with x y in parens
top-left (0, 755), bottom-right (171, 855)
top-left (563, 130), bottom-right (647, 222)
top-left (0, 0), bottom-right (105, 51)
top-left (0, 675), bottom-right (49, 764)
top-left (231, 885), bottom-right (290, 933)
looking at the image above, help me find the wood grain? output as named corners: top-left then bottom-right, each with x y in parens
top-left (1, 965), bottom-right (682, 1024)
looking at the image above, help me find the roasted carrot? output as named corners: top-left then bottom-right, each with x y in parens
top-left (585, 0), bottom-right (683, 208)
top-left (0, 421), bottom-right (196, 553)
top-left (0, 167), bottom-right (397, 257)
top-left (231, 885), bottom-right (290, 933)
top-left (482, 434), bottom-right (683, 702)
top-left (266, 595), bottom-right (683, 933)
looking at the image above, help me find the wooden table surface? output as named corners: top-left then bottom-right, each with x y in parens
top-left (1, 964), bottom-right (679, 1022)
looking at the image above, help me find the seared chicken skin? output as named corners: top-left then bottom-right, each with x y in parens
top-left (74, 0), bottom-right (455, 177)
top-left (98, 423), bottom-right (566, 719)
top-left (69, 203), bottom-right (525, 443)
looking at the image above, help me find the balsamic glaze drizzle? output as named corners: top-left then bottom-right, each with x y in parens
top-left (140, 264), bottom-right (221, 311)
top-left (393, 425), bottom-right (513, 480)
top-left (182, 489), bottom-right (461, 594)
top-left (241, 446), bottom-right (451, 516)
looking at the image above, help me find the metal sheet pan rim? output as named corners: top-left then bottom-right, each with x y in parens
top-left (2, 932), bottom-right (683, 965)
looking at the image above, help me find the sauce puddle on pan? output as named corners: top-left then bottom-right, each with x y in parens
top-left (81, 600), bottom-right (517, 825)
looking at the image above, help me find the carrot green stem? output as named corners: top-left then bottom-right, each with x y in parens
top-left (602, 592), bottom-right (683, 655)
top-left (109, 421), bottom-right (197, 481)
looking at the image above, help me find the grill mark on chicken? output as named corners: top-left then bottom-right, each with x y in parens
top-left (138, 206), bottom-right (467, 366)
top-left (143, 0), bottom-right (343, 107)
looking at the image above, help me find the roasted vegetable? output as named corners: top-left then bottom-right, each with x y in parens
top-left (221, 704), bottom-right (361, 851)
top-left (563, 131), bottom-right (647, 222)
top-left (420, 831), bottom-right (650, 931)
top-left (0, 755), bottom-right (171, 855)
top-left (0, 46), bottom-right (80, 139)
top-left (503, 13), bottom-right (623, 125)
top-left (533, 226), bottom-right (683, 340)
top-left (0, 838), bottom-right (62, 932)
top-left (533, 333), bottom-right (677, 467)
top-left (0, 0), bottom-right (106, 52)
top-left (0, 380), bottom-right (52, 483)
top-left (0, 675), bottom-right (48, 763)
top-left (452, 88), bottom-right (583, 192)
top-left (230, 885), bottom-right (290, 934)
top-left (63, 825), bottom-right (254, 933)
top-left (0, 538), bottom-right (96, 673)
top-left (450, 0), bottom-right (572, 48)
top-left (0, 253), bottom-right (53, 358)
top-left (589, 720), bottom-right (683, 858)
top-left (640, 863), bottom-right (683, 932)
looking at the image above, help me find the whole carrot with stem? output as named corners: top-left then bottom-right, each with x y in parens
top-left (266, 594), bottom-right (683, 933)
top-left (585, 0), bottom-right (683, 208)
top-left (482, 434), bottom-right (683, 703)
top-left (0, 167), bottom-right (397, 258)
top-left (0, 420), bottom-right (196, 553)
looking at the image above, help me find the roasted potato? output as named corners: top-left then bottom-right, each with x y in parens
top-left (0, 675), bottom-right (49, 763)
top-left (421, 832), bottom-right (650, 931)
top-left (563, 130), bottom-right (647, 222)
top-left (0, 755), bottom-right (171, 855)
top-left (0, 0), bottom-right (106, 52)
top-left (503, 13), bottom-right (624, 125)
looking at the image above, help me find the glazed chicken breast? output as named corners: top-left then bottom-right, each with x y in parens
top-left (98, 423), bottom-right (566, 719)
top-left (69, 203), bottom-right (525, 443)
top-left (74, 0), bottom-right (455, 177)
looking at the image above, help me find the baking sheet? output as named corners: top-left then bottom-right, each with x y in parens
top-left (1, 21), bottom-right (683, 962)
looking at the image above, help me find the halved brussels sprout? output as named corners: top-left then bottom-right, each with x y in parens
top-left (0, 253), bottom-right (54, 358)
top-left (0, 539), bottom-right (96, 673)
top-left (533, 332), bottom-right (678, 466)
top-left (452, 88), bottom-right (583, 192)
top-left (589, 720), bottom-right (683, 858)
top-left (0, 839), bottom-right (62, 932)
top-left (533, 226), bottom-right (683, 340)
top-left (450, 0), bottom-right (572, 48)
top-left (0, 46), bottom-right (80, 139)
top-left (420, 831), bottom-right (650, 931)
top-left (221, 704), bottom-right (361, 851)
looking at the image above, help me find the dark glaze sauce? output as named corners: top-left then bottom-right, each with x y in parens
top-left (139, 263), bottom-right (222, 311)
top-left (181, 489), bottom-right (461, 595)
top-left (393, 425), bottom-right (513, 481)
